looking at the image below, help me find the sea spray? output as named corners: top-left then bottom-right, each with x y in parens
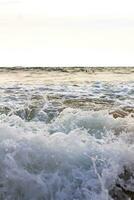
top-left (0, 81), bottom-right (134, 199)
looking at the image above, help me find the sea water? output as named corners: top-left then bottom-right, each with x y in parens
top-left (0, 68), bottom-right (134, 200)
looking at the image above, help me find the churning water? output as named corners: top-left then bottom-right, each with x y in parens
top-left (0, 68), bottom-right (134, 200)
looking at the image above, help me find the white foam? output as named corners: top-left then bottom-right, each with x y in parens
top-left (0, 108), bottom-right (134, 199)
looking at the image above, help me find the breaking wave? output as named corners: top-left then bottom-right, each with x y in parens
top-left (0, 81), bottom-right (134, 200)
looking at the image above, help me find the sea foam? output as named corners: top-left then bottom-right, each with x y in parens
top-left (0, 80), bottom-right (134, 200)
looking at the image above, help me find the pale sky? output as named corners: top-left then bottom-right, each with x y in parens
top-left (0, 0), bottom-right (134, 66)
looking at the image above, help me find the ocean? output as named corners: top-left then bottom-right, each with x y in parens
top-left (0, 67), bottom-right (134, 200)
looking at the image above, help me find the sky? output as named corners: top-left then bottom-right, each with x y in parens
top-left (0, 0), bottom-right (134, 66)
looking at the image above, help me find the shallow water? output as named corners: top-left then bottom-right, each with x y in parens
top-left (0, 68), bottom-right (134, 200)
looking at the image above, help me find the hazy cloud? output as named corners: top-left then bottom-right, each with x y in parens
top-left (0, 0), bottom-right (134, 66)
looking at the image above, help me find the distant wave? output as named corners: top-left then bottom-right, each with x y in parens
top-left (0, 66), bottom-right (134, 74)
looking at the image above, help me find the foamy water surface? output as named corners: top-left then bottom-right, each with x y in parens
top-left (0, 68), bottom-right (134, 200)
